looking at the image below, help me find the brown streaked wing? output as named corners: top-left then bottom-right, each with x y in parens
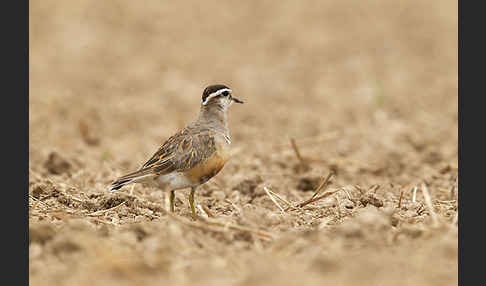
top-left (140, 130), bottom-right (184, 169)
top-left (139, 129), bottom-right (217, 175)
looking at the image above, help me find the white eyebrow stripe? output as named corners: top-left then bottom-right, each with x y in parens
top-left (202, 88), bottom-right (232, 105)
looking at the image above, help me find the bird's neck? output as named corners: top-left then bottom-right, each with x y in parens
top-left (197, 105), bottom-right (229, 134)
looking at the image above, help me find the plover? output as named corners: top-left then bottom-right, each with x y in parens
top-left (108, 84), bottom-right (243, 217)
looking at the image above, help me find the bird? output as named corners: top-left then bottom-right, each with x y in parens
top-left (108, 84), bottom-right (244, 218)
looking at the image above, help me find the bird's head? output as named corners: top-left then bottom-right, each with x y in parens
top-left (201, 84), bottom-right (244, 111)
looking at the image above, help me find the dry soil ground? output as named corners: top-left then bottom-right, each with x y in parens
top-left (29, 1), bottom-right (458, 285)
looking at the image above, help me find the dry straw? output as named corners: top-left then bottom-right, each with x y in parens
top-left (167, 212), bottom-right (274, 240)
top-left (421, 183), bottom-right (439, 226)
top-left (88, 201), bottom-right (127, 217)
top-left (264, 186), bottom-right (285, 213)
top-left (290, 172), bottom-right (336, 210)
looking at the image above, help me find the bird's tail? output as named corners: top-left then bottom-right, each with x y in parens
top-left (108, 169), bottom-right (155, 192)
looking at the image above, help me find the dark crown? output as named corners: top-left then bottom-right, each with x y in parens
top-left (202, 84), bottom-right (230, 103)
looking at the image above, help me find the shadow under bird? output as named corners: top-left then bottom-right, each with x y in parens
top-left (108, 84), bottom-right (244, 218)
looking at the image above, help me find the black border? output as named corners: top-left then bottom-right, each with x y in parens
top-left (6, 0), bottom-right (29, 284)
top-left (458, 1), bottom-right (480, 285)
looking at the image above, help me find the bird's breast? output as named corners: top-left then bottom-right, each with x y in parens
top-left (186, 140), bottom-right (231, 185)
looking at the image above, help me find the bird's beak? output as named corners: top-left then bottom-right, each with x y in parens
top-left (232, 97), bottom-right (244, 104)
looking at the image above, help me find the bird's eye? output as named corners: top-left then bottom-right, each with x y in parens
top-left (222, 91), bottom-right (229, 97)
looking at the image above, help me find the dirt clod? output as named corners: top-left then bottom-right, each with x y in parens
top-left (44, 152), bottom-right (71, 175)
top-left (296, 176), bottom-right (321, 192)
top-left (31, 184), bottom-right (45, 199)
top-left (359, 193), bottom-right (384, 208)
top-left (29, 222), bottom-right (56, 245)
top-left (232, 176), bottom-right (263, 196)
top-left (79, 120), bottom-right (100, 146)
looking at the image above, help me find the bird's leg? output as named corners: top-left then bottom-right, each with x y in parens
top-left (169, 190), bottom-right (175, 213)
top-left (189, 187), bottom-right (197, 219)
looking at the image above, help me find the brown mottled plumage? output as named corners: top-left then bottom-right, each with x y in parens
top-left (108, 84), bottom-right (243, 217)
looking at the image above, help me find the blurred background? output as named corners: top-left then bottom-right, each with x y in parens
top-left (29, 0), bottom-right (457, 174)
top-left (29, 1), bottom-right (457, 285)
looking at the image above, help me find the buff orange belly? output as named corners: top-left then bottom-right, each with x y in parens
top-left (186, 148), bottom-right (230, 185)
